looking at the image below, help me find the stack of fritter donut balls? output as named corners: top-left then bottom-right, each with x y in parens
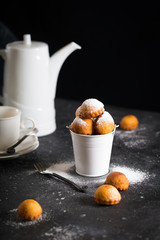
top-left (70, 98), bottom-right (115, 135)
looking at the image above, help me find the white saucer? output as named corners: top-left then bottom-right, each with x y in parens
top-left (0, 130), bottom-right (39, 160)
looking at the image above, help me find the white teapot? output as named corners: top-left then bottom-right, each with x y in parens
top-left (0, 34), bottom-right (81, 136)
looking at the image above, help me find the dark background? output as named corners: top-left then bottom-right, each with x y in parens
top-left (0, 1), bottom-right (160, 112)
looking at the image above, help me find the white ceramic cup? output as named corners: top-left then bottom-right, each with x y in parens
top-left (70, 127), bottom-right (116, 177)
top-left (0, 106), bottom-right (35, 152)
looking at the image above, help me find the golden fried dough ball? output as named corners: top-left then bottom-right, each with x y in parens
top-left (70, 117), bottom-right (93, 135)
top-left (120, 115), bottom-right (139, 130)
top-left (94, 111), bottom-right (115, 134)
top-left (94, 184), bottom-right (121, 205)
top-left (75, 106), bottom-right (81, 117)
top-left (17, 199), bottom-right (43, 221)
top-left (105, 172), bottom-right (129, 191)
top-left (77, 98), bottom-right (104, 119)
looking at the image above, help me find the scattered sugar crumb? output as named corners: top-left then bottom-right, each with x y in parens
top-left (43, 224), bottom-right (87, 239)
top-left (115, 127), bottom-right (149, 149)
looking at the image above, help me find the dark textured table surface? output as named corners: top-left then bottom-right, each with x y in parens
top-left (0, 98), bottom-right (160, 240)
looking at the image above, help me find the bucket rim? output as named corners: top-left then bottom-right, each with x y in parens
top-left (68, 125), bottom-right (118, 138)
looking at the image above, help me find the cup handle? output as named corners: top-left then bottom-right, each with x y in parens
top-left (20, 118), bottom-right (35, 135)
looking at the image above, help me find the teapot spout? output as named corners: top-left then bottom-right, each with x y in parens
top-left (50, 42), bottom-right (81, 98)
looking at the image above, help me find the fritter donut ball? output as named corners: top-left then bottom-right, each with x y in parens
top-left (75, 106), bottom-right (81, 117)
top-left (120, 115), bottom-right (139, 130)
top-left (105, 172), bottom-right (129, 191)
top-left (70, 117), bottom-right (93, 135)
top-left (94, 111), bottom-right (115, 134)
top-left (94, 184), bottom-right (121, 205)
top-left (17, 199), bottom-right (43, 221)
top-left (77, 98), bottom-right (104, 119)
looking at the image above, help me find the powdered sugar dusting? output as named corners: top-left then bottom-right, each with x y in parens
top-left (82, 98), bottom-right (104, 110)
top-left (116, 125), bottom-right (149, 149)
top-left (5, 209), bottom-right (48, 228)
top-left (71, 117), bottom-right (87, 126)
top-left (43, 224), bottom-right (87, 239)
top-left (46, 161), bottom-right (151, 186)
top-left (75, 106), bottom-right (81, 116)
top-left (97, 111), bottom-right (114, 124)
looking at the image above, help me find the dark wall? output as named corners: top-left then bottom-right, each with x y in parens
top-left (0, 1), bottom-right (160, 112)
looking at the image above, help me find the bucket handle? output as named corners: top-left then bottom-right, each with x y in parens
top-left (0, 95), bottom-right (3, 104)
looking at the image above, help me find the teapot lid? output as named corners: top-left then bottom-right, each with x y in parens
top-left (7, 34), bottom-right (47, 50)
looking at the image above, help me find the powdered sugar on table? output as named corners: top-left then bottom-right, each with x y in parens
top-left (5, 209), bottom-right (48, 229)
top-left (47, 161), bottom-right (151, 186)
top-left (43, 224), bottom-right (87, 240)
